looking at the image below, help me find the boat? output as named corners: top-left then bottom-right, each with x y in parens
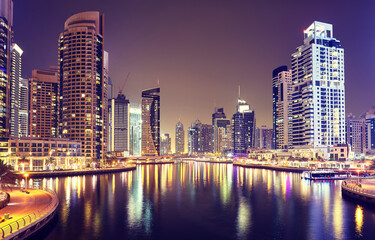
top-left (301, 170), bottom-right (351, 180)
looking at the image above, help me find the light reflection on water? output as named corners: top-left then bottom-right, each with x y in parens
top-left (31, 162), bottom-right (375, 240)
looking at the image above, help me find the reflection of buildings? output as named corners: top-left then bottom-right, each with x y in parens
top-left (109, 93), bottom-right (130, 153)
top-left (141, 88), bottom-right (160, 156)
top-left (59, 11), bottom-right (107, 161)
top-left (29, 68), bottom-right (59, 138)
top-left (290, 21), bottom-right (345, 148)
top-left (175, 121), bottom-right (184, 154)
top-left (130, 103), bottom-right (142, 156)
top-left (161, 133), bottom-right (171, 155)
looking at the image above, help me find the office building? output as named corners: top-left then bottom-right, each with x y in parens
top-left (109, 93), bottom-right (130, 153)
top-left (346, 114), bottom-right (366, 154)
top-left (256, 125), bottom-right (273, 149)
top-left (129, 103), bottom-right (142, 156)
top-left (161, 133), bottom-right (171, 156)
top-left (272, 66), bottom-right (292, 149)
top-left (59, 12), bottom-right (107, 161)
top-left (0, 0), bottom-right (13, 139)
top-left (175, 121), bottom-right (185, 154)
top-left (9, 43), bottom-right (22, 137)
top-left (141, 88), bottom-right (160, 156)
top-left (29, 68), bottom-right (59, 138)
top-left (290, 21), bottom-right (346, 148)
top-left (232, 98), bottom-right (256, 154)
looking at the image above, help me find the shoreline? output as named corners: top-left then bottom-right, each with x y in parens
top-left (341, 181), bottom-right (375, 205)
top-left (182, 159), bottom-right (233, 164)
top-left (128, 161), bottom-right (175, 165)
top-left (233, 162), bottom-right (309, 173)
top-left (15, 165), bottom-right (136, 178)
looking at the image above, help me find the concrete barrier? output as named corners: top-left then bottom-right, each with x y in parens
top-left (341, 182), bottom-right (375, 205)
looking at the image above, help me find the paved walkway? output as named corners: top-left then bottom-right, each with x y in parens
top-left (0, 189), bottom-right (53, 228)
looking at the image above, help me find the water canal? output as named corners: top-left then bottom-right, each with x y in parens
top-left (31, 162), bottom-right (375, 239)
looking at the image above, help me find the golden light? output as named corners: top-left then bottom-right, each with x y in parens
top-left (24, 173), bottom-right (29, 177)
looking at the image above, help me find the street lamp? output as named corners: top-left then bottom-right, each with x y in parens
top-left (24, 173), bottom-right (29, 190)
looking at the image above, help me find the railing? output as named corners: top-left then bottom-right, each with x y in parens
top-left (342, 181), bottom-right (375, 198)
top-left (0, 186), bottom-right (59, 239)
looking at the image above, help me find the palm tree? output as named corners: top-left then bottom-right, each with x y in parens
top-left (0, 160), bottom-right (20, 186)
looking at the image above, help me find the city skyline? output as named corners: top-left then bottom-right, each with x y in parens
top-left (9, 0), bottom-right (375, 151)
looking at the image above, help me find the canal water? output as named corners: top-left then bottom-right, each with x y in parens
top-left (33, 162), bottom-right (375, 239)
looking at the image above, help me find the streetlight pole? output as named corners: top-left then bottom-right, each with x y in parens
top-left (24, 173), bottom-right (29, 190)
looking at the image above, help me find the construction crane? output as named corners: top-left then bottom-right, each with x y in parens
top-left (119, 72), bottom-right (130, 95)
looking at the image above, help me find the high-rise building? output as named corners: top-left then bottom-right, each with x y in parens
top-left (365, 107), bottom-right (375, 151)
top-left (141, 88), bottom-right (160, 156)
top-left (175, 121), bottom-right (185, 154)
top-left (109, 93), bottom-right (130, 153)
top-left (129, 103), bottom-right (142, 156)
top-left (212, 108), bottom-right (230, 153)
top-left (161, 133), bottom-right (171, 156)
top-left (255, 125), bottom-right (273, 149)
top-left (59, 12), bottom-right (107, 161)
top-left (29, 68), bottom-right (59, 138)
top-left (272, 66), bottom-right (292, 149)
top-left (188, 120), bottom-right (201, 155)
top-left (232, 98), bottom-right (256, 154)
top-left (0, 0), bottom-right (13, 139)
top-left (201, 124), bottom-right (213, 153)
top-left (346, 114), bottom-right (366, 154)
top-left (9, 43), bottom-right (22, 137)
top-left (290, 21), bottom-right (345, 148)
top-left (18, 78), bottom-right (28, 137)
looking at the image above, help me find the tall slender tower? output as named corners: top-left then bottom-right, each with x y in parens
top-left (9, 43), bottom-right (22, 137)
top-left (272, 66), bottom-right (292, 149)
top-left (0, 0), bottom-right (13, 138)
top-left (129, 103), bottom-right (142, 156)
top-left (175, 121), bottom-right (185, 154)
top-left (291, 21), bottom-right (345, 148)
top-left (19, 78), bottom-right (28, 136)
top-left (59, 12), bottom-right (107, 161)
top-left (141, 88), bottom-right (160, 156)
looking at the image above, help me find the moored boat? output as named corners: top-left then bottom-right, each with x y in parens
top-left (301, 170), bottom-right (351, 180)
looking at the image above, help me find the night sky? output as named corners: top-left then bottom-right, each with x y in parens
top-left (13, 0), bottom-right (375, 150)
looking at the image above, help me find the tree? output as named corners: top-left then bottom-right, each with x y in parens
top-left (0, 160), bottom-right (20, 185)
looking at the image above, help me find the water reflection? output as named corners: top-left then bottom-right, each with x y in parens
top-left (29, 162), bottom-right (375, 240)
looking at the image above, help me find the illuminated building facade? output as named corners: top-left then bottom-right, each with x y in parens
top-left (212, 108), bottom-right (230, 153)
top-left (29, 68), bottom-right (59, 138)
top-left (0, 0), bottom-right (13, 139)
top-left (129, 103), bottom-right (142, 156)
top-left (272, 66), bottom-right (292, 149)
top-left (291, 21), bottom-right (345, 148)
top-left (188, 120), bottom-right (201, 155)
top-left (366, 115), bottom-right (375, 150)
top-left (9, 43), bottom-right (22, 137)
top-left (160, 133), bottom-right (171, 155)
top-left (141, 88), bottom-right (160, 156)
top-left (232, 98), bottom-right (256, 154)
top-left (109, 93), bottom-right (130, 153)
top-left (255, 125), bottom-right (273, 149)
top-left (345, 115), bottom-right (365, 154)
top-left (19, 78), bottom-right (28, 136)
top-left (59, 12), bottom-right (107, 161)
top-left (175, 121), bottom-right (184, 154)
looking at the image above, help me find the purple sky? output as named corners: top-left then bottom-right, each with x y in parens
top-left (13, 0), bottom-right (375, 150)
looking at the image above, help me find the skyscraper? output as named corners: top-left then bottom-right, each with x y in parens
top-left (175, 121), bottom-right (185, 154)
top-left (160, 133), bottom-right (171, 155)
top-left (141, 88), bottom-right (160, 156)
top-left (272, 66), bottom-right (292, 149)
top-left (255, 125), bottom-right (273, 149)
top-left (0, 0), bottom-right (13, 139)
top-left (109, 93), bottom-right (130, 153)
top-left (59, 12), bottom-right (107, 161)
top-left (188, 120), bottom-right (201, 155)
top-left (232, 98), bottom-right (256, 154)
top-left (29, 68), bottom-right (59, 138)
top-left (346, 114), bottom-right (366, 154)
top-left (9, 43), bottom-right (22, 137)
top-left (18, 78), bottom-right (28, 137)
top-left (291, 21), bottom-right (345, 148)
top-left (365, 107), bottom-right (375, 151)
top-left (212, 108), bottom-right (230, 153)
top-left (129, 103), bottom-right (142, 156)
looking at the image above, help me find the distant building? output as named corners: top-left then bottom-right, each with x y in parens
top-left (175, 121), bottom-right (185, 154)
top-left (19, 78), bottom-right (29, 137)
top-left (256, 126), bottom-right (273, 149)
top-left (290, 21), bottom-right (346, 148)
top-left (201, 124), bottom-right (213, 153)
top-left (129, 103), bottom-right (142, 156)
top-left (161, 134), bottom-right (171, 155)
top-left (29, 68), bottom-right (59, 138)
top-left (141, 88), bottom-right (160, 156)
top-left (365, 108), bottom-right (375, 150)
top-left (188, 120), bottom-right (201, 155)
top-left (346, 114), bottom-right (366, 154)
top-left (232, 98), bottom-right (256, 154)
top-left (109, 93), bottom-right (130, 153)
top-left (9, 43), bottom-right (23, 137)
top-left (212, 108), bottom-right (230, 153)
top-left (272, 66), bottom-right (292, 149)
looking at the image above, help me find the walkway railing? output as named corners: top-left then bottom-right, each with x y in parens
top-left (342, 181), bottom-right (375, 198)
top-left (0, 186), bottom-right (59, 239)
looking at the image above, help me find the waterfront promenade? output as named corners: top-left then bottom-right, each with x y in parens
top-left (342, 179), bottom-right (375, 204)
top-left (0, 188), bottom-right (58, 239)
